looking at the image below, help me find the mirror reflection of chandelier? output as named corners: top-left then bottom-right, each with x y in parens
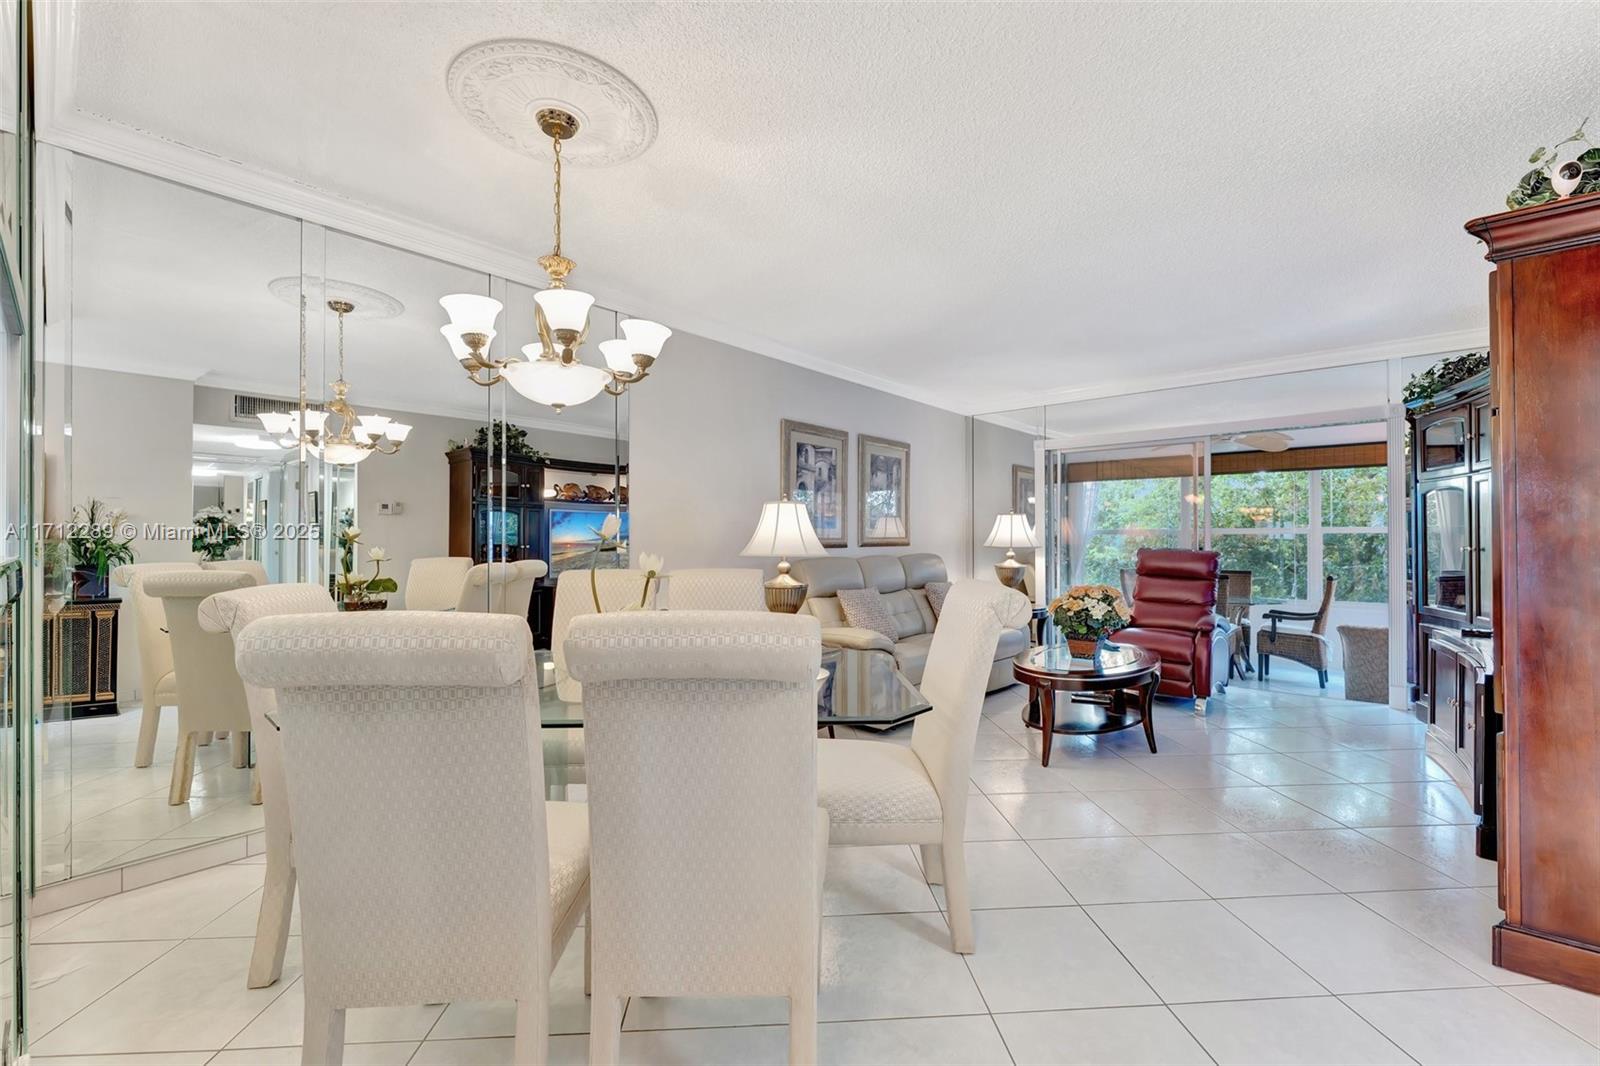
top-left (437, 108), bottom-right (670, 412)
top-left (259, 300), bottom-right (413, 465)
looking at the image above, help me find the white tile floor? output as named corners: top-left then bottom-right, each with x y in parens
top-left (26, 677), bottom-right (1600, 1065)
top-left (37, 704), bottom-right (263, 884)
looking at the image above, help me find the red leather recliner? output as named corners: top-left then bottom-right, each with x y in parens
top-left (1116, 548), bottom-right (1220, 711)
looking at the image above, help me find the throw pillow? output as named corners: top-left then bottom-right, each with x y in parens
top-left (924, 580), bottom-right (951, 619)
top-left (836, 587), bottom-right (899, 643)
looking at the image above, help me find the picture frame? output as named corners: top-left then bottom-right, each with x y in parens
top-left (859, 434), bottom-right (910, 547)
top-left (780, 419), bottom-right (848, 547)
top-left (1012, 463), bottom-right (1036, 517)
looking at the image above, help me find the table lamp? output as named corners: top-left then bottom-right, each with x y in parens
top-left (740, 495), bottom-right (828, 612)
top-left (985, 512), bottom-right (1039, 590)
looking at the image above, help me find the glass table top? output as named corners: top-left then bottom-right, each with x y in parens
top-left (1016, 638), bottom-right (1159, 680)
top-left (537, 646), bottom-right (932, 730)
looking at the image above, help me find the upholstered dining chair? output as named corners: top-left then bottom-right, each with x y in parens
top-left (662, 567), bottom-right (765, 611)
top-left (111, 562), bottom-right (199, 767)
top-left (1257, 575), bottom-right (1338, 687)
top-left (544, 569), bottom-right (655, 798)
top-left (233, 612), bottom-right (589, 1066)
top-left (199, 581), bottom-right (335, 989)
top-left (402, 555), bottom-right (472, 610)
top-left (455, 558), bottom-right (548, 616)
top-left (200, 559), bottom-right (269, 586)
top-left (816, 581), bottom-right (1031, 954)
top-left (565, 610), bottom-right (826, 1066)
top-left (145, 569), bottom-right (259, 803)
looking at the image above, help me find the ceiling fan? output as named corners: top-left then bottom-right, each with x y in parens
top-left (1217, 430), bottom-right (1293, 452)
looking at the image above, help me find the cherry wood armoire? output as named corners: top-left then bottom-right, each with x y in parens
top-left (1466, 193), bottom-right (1600, 993)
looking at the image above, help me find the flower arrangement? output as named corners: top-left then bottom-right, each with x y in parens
top-left (69, 499), bottom-right (136, 598)
top-left (336, 525), bottom-right (398, 609)
top-left (587, 511), bottom-right (663, 611)
top-left (1048, 584), bottom-right (1131, 652)
top-left (191, 506), bottom-right (247, 562)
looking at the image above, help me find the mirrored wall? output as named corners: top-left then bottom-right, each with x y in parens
top-left (35, 148), bottom-right (636, 885)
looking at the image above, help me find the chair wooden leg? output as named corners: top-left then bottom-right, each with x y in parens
top-left (1194, 696), bottom-right (1207, 717)
top-left (134, 702), bottom-right (162, 768)
top-left (920, 844), bottom-right (944, 885)
top-left (588, 990), bottom-right (623, 1066)
top-left (251, 767), bottom-right (263, 806)
top-left (197, 731), bottom-right (213, 747)
top-left (231, 730), bottom-right (249, 769)
top-left (247, 852), bottom-right (295, 988)
top-left (301, 996), bottom-right (346, 1066)
top-left (789, 982), bottom-right (818, 1065)
top-left (512, 992), bottom-right (551, 1066)
top-left (1318, 669), bottom-right (1329, 689)
top-left (168, 732), bottom-right (197, 805)
top-left (1258, 654), bottom-right (1269, 679)
top-left (583, 913), bottom-right (593, 997)
top-left (941, 835), bottom-right (974, 954)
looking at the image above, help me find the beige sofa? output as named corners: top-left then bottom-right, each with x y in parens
top-left (793, 553), bottom-right (1027, 693)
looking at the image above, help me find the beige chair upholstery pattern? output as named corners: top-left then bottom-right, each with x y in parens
top-left (199, 559), bottom-right (269, 586)
top-left (455, 558), bottom-right (548, 616)
top-left (402, 556), bottom-right (472, 611)
top-left (544, 569), bottom-right (656, 798)
top-left (144, 569), bottom-right (258, 804)
top-left (565, 610), bottom-right (826, 1066)
top-left (233, 612), bottom-right (589, 1066)
top-left (817, 580), bottom-right (1030, 954)
top-left (662, 568), bottom-right (766, 611)
top-left (199, 582), bottom-right (336, 989)
top-left (794, 553), bottom-right (1027, 692)
top-left (110, 562), bottom-right (200, 767)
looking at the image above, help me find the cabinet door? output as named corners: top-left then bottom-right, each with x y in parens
top-left (1471, 475), bottom-right (1493, 628)
top-left (1418, 407), bottom-right (1471, 476)
top-left (1427, 643), bottom-right (1460, 735)
top-left (1419, 479), bottom-right (1471, 619)
top-left (1458, 664), bottom-right (1478, 763)
top-left (1472, 399), bottom-right (1493, 469)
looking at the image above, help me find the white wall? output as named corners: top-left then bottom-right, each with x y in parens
top-left (972, 417), bottom-right (1038, 593)
top-left (630, 331), bottom-right (973, 577)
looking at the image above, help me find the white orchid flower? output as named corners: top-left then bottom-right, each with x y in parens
top-left (638, 552), bottom-right (664, 576)
top-left (599, 512), bottom-right (621, 540)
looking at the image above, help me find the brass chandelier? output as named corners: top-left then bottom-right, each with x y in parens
top-left (438, 108), bottom-right (670, 411)
top-left (259, 300), bottom-right (412, 465)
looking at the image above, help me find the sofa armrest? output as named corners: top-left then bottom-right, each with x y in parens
top-left (819, 626), bottom-right (896, 654)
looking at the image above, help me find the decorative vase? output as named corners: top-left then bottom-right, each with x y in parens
top-left (71, 566), bottom-right (108, 600)
top-left (1066, 637), bottom-right (1099, 657)
top-left (340, 598), bottom-right (388, 612)
top-left (1552, 159), bottom-right (1585, 198)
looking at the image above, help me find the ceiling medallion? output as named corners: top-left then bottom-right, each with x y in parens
top-left (267, 276), bottom-right (405, 319)
top-left (446, 39), bottom-right (657, 167)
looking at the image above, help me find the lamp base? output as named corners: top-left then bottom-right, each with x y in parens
top-left (994, 559), bottom-right (1027, 590)
top-left (764, 573), bottom-right (808, 613)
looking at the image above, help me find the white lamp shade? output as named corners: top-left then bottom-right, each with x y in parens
top-left (321, 441), bottom-right (373, 466)
top-left (984, 513), bottom-right (1040, 549)
top-left (438, 293), bottom-right (503, 334)
top-left (598, 338), bottom-right (637, 374)
top-left (358, 414), bottom-right (392, 432)
top-left (386, 422), bottom-right (413, 443)
top-left (534, 288), bottom-right (595, 334)
top-left (740, 500), bottom-right (828, 559)
top-left (299, 410), bottom-right (329, 435)
top-left (441, 324), bottom-right (496, 360)
top-left (258, 412), bottom-right (293, 435)
top-left (501, 356), bottom-right (610, 410)
top-left (619, 318), bottom-right (671, 358)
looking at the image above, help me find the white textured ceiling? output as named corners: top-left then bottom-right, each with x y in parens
top-left (53, 1), bottom-right (1600, 414)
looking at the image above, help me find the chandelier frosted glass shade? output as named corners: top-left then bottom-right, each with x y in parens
top-left (598, 338), bottom-right (637, 374)
top-left (321, 440), bottom-right (375, 466)
top-left (440, 324), bottom-right (497, 360)
top-left (501, 355), bottom-right (611, 410)
top-left (619, 318), bottom-right (671, 358)
top-left (534, 287), bottom-right (595, 336)
top-left (439, 294), bottom-right (504, 334)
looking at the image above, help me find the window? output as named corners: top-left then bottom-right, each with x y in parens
top-left (1320, 467), bottom-right (1388, 603)
top-left (1074, 476), bottom-right (1188, 587)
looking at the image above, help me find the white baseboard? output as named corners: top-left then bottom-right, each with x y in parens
top-left (30, 829), bottom-right (266, 916)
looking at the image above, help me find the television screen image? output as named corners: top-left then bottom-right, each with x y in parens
top-left (548, 508), bottom-right (629, 573)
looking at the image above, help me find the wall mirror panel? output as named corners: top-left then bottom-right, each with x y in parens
top-left (971, 408), bottom-right (1044, 603)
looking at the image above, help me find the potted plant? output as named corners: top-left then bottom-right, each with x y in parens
top-left (1047, 584), bottom-right (1132, 657)
top-left (67, 500), bottom-right (136, 599)
top-left (191, 506), bottom-right (247, 561)
top-left (336, 525), bottom-right (397, 610)
top-left (585, 511), bottom-right (662, 611)
top-left (1507, 117), bottom-right (1600, 209)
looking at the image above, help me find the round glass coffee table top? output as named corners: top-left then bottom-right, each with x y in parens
top-left (1014, 642), bottom-right (1160, 681)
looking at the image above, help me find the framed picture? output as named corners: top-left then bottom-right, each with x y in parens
top-left (1012, 463), bottom-right (1036, 517)
top-left (859, 435), bottom-right (910, 547)
top-left (781, 419), bottom-right (848, 547)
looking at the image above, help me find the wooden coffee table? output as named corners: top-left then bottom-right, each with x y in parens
top-left (1012, 643), bottom-right (1162, 766)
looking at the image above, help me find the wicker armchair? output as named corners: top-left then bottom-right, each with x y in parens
top-left (1337, 625), bottom-right (1389, 704)
top-left (1216, 570), bottom-right (1253, 680)
top-left (1256, 576), bottom-right (1337, 688)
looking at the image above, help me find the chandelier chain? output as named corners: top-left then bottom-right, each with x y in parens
top-left (551, 133), bottom-right (563, 258)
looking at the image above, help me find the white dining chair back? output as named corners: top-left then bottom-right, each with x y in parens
top-left (200, 559), bottom-right (269, 586)
top-left (565, 610), bottom-right (826, 1065)
top-left (662, 568), bottom-right (766, 611)
top-left (233, 611), bottom-right (588, 1066)
top-left (549, 569), bottom-right (653, 702)
top-left (199, 582), bottom-right (335, 989)
top-left (144, 569), bottom-right (257, 804)
top-left (402, 556), bottom-right (472, 610)
top-left (111, 562), bottom-right (200, 768)
top-left (455, 558), bottom-right (548, 616)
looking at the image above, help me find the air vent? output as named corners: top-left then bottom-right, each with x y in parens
top-left (232, 393), bottom-right (322, 425)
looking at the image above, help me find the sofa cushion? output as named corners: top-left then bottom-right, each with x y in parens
top-left (883, 589), bottom-right (927, 639)
top-left (900, 553), bottom-right (946, 589)
top-left (807, 595), bottom-right (846, 629)
top-left (860, 555), bottom-right (907, 593)
top-left (995, 625), bottom-right (1028, 661)
top-left (837, 587), bottom-right (898, 643)
top-left (924, 580), bottom-right (951, 618)
top-left (795, 557), bottom-right (866, 598)
top-left (893, 632), bottom-right (934, 683)
top-left (912, 588), bottom-right (937, 632)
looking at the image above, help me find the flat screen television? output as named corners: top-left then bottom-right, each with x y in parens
top-left (547, 507), bottom-right (629, 574)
